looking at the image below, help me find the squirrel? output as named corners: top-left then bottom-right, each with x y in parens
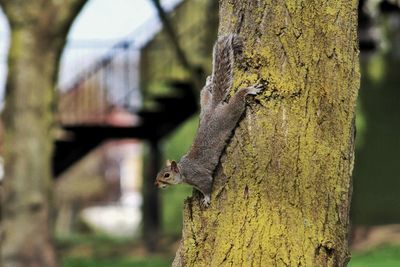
top-left (154, 34), bottom-right (262, 207)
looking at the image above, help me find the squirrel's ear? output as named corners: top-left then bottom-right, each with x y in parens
top-left (166, 159), bottom-right (171, 166)
top-left (170, 161), bottom-right (179, 173)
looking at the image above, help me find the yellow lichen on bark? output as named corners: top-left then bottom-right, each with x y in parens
top-left (174, 1), bottom-right (359, 266)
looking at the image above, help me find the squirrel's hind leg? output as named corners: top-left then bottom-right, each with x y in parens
top-left (201, 194), bottom-right (211, 208)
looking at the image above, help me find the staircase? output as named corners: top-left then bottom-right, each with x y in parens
top-left (54, 77), bottom-right (197, 176)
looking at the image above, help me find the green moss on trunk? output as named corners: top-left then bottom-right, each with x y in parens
top-left (174, 1), bottom-right (360, 266)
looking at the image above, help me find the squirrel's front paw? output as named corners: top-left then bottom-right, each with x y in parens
top-left (201, 195), bottom-right (211, 208)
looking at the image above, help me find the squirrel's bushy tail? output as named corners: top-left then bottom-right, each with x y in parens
top-left (211, 34), bottom-right (243, 107)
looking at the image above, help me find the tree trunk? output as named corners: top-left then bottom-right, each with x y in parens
top-left (174, 1), bottom-right (359, 266)
top-left (0, 1), bottom-right (86, 267)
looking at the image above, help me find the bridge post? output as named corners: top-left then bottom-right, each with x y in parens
top-left (143, 139), bottom-right (161, 251)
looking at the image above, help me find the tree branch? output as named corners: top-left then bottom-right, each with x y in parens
top-left (52, 0), bottom-right (87, 34)
top-left (149, 0), bottom-right (204, 93)
top-left (150, 0), bottom-right (191, 69)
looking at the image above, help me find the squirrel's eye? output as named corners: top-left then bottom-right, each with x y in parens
top-left (164, 173), bottom-right (170, 178)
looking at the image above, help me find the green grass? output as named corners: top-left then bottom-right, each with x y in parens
top-left (58, 234), bottom-right (173, 267)
top-left (57, 234), bottom-right (134, 246)
top-left (59, 234), bottom-right (400, 267)
top-left (62, 257), bottom-right (170, 267)
top-left (62, 245), bottom-right (400, 267)
top-left (349, 245), bottom-right (400, 267)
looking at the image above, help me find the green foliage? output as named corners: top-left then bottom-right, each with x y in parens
top-left (142, 81), bottom-right (177, 110)
top-left (365, 54), bottom-right (386, 84)
top-left (352, 56), bottom-right (400, 225)
top-left (161, 185), bottom-right (192, 235)
top-left (349, 245), bottom-right (400, 267)
top-left (161, 114), bottom-right (199, 235)
top-left (355, 98), bottom-right (366, 149)
top-left (162, 114), bottom-right (199, 161)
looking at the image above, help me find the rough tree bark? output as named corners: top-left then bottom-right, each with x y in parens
top-left (174, 1), bottom-right (359, 266)
top-left (0, 1), bottom-right (87, 267)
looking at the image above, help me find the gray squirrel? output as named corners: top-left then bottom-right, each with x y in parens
top-left (154, 34), bottom-right (262, 207)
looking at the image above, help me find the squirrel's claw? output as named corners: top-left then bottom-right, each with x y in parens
top-left (201, 195), bottom-right (211, 208)
top-left (246, 84), bottom-right (265, 95)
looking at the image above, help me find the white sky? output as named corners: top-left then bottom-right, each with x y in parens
top-left (70, 0), bottom-right (159, 41)
top-left (0, 0), bottom-right (181, 100)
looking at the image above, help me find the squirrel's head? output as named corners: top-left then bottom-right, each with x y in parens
top-left (155, 160), bottom-right (182, 188)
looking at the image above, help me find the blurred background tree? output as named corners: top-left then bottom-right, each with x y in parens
top-left (0, 1), bottom-right (87, 267)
